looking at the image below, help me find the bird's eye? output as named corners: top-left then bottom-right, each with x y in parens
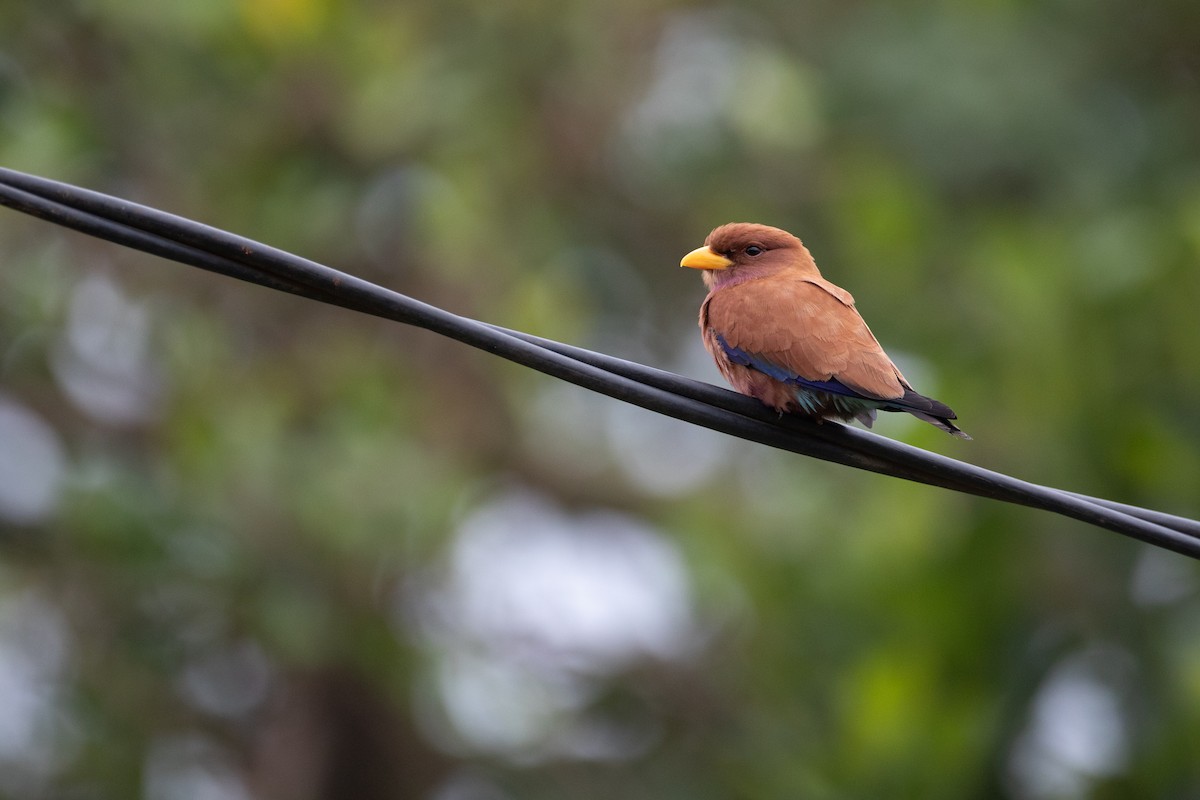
top-left (745, 245), bottom-right (764, 256)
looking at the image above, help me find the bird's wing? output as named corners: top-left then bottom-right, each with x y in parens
top-left (703, 276), bottom-right (907, 401)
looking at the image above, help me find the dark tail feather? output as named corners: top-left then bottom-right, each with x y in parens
top-left (888, 389), bottom-right (971, 440)
top-left (907, 410), bottom-right (972, 439)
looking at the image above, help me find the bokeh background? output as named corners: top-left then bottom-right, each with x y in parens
top-left (2, 1), bottom-right (1200, 798)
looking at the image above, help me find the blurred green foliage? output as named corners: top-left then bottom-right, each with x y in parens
top-left (1, 1), bottom-right (1199, 798)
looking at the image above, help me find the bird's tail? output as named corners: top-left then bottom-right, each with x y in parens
top-left (891, 390), bottom-right (972, 440)
top-left (907, 410), bottom-right (971, 439)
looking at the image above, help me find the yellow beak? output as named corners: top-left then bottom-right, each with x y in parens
top-left (680, 246), bottom-right (734, 270)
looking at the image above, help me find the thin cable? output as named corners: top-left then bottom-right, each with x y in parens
top-left (2, 167), bottom-right (1198, 557)
top-left (7, 166), bottom-right (1192, 534)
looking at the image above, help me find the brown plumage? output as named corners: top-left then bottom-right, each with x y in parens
top-left (681, 223), bottom-right (969, 438)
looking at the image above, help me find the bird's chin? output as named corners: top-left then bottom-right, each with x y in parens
top-left (702, 268), bottom-right (741, 291)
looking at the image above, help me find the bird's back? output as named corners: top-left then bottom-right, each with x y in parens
top-left (701, 274), bottom-right (908, 402)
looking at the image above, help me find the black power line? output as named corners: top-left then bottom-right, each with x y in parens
top-left (2, 167), bottom-right (1198, 557)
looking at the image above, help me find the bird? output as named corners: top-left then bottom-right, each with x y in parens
top-left (680, 222), bottom-right (969, 439)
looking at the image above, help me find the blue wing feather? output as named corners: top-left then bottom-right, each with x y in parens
top-left (710, 329), bottom-right (968, 436)
top-left (714, 333), bottom-right (870, 401)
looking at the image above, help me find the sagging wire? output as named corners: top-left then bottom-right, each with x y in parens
top-left (1, 167), bottom-right (1198, 558)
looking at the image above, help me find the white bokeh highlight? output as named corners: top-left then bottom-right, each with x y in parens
top-left (51, 272), bottom-right (162, 425)
top-left (1008, 645), bottom-right (1133, 799)
top-left (143, 734), bottom-right (252, 800)
top-left (0, 591), bottom-right (74, 795)
top-left (0, 396), bottom-right (66, 524)
top-left (405, 488), bottom-right (697, 760)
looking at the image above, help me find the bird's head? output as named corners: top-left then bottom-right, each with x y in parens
top-left (680, 223), bottom-right (817, 289)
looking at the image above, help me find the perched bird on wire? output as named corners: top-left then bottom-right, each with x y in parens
top-left (681, 223), bottom-right (969, 439)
